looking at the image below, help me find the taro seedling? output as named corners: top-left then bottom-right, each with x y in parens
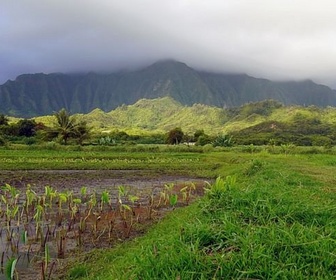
top-left (44, 186), bottom-right (57, 209)
top-left (69, 198), bottom-right (81, 230)
top-left (146, 192), bottom-right (155, 220)
top-left (100, 190), bottom-right (110, 212)
top-left (180, 183), bottom-right (196, 205)
top-left (80, 186), bottom-right (88, 202)
top-left (33, 205), bottom-right (44, 239)
top-left (163, 183), bottom-right (175, 205)
top-left (24, 187), bottom-right (37, 222)
top-left (57, 192), bottom-right (68, 214)
top-left (169, 194), bottom-right (178, 208)
top-left (128, 195), bottom-right (140, 222)
top-left (4, 203), bottom-right (19, 242)
top-left (5, 257), bottom-right (17, 280)
top-left (2, 184), bottom-right (20, 207)
top-left (40, 243), bottom-right (56, 280)
top-left (56, 228), bottom-right (66, 258)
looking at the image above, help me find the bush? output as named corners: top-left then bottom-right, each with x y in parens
top-left (0, 135), bottom-right (6, 146)
top-left (244, 159), bottom-right (264, 176)
top-left (24, 137), bottom-right (36, 145)
top-left (166, 128), bottom-right (184, 145)
top-left (213, 134), bottom-right (233, 147)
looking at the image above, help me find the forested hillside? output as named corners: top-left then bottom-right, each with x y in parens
top-left (31, 97), bottom-right (336, 146)
top-left (1, 60), bottom-right (336, 117)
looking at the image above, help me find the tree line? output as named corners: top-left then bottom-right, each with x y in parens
top-left (0, 109), bottom-right (90, 146)
top-left (0, 109), bottom-right (234, 147)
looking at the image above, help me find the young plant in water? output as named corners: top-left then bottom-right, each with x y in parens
top-left (80, 186), bottom-right (88, 202)
top-left (100, 190), bottom-right (110, 212)
top-left (2, 184), bottom-right (20, 207)
top-left (147, 191), bottom-right (155, 220)
top-left (33, 205), bottom-right (44, 241)
top-left (5, 257), bottom-right (17, 280)
top-left (180, 183), bottom-right (196, 205)
top-left (24, 186), bottom-right (37, 222)
top-left (44, 186), bottom-right (57, 210)
top-left (169, 194), bottom-right (178, 209)
top-left (56, 228), bottom-right (66, 258)
top-left (4, 206), bottom-right (17, 241)
top-left (41, 243), bottom-right (56, 280)
top-left (68, 198), bottom-right (81, 231)
top-left (163, 183), bottom-right (174, 205)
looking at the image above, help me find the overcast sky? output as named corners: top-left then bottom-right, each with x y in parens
top-left (2, 0), bottom-right (336, 88)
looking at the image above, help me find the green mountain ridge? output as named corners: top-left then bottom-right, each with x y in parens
top-left (34, 97), bottom-right (336, 141)
top-left (1, 60), bottom-right (336, 117)
top-left (74, 97), bottom-right (226, 135)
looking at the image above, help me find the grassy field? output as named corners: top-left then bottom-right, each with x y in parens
top-left (1, 146), bottom-right (336, 279)
top-left (0, 145), bottom-right (210, 176)
top-left (60, 150), bottom-right (336, 279)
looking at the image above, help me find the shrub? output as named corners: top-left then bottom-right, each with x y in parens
top-left (213, 134), bottom-right (233, 147)
top-left (166, 128), bottom-right (184, 145)
top-left (0, 135), bottom-right (6, 146)
top-left (244, 159), bottom-right (264, 176)
top-left (196, 135), bottom-right (213, 146)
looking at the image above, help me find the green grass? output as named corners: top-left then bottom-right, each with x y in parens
top-left (1, 145), bottom-right (336, 278)
top-left (55, 150), bottom-right (336, 279)
top-left (0, 145), bottom-right (212, 175)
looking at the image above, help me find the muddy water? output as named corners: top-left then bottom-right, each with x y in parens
top-left (0, 169), bottom-right (207, 193)
top-left (0, 169), bottom-right (208, 206)
top-left (0, 170), bottom-right (209, 280)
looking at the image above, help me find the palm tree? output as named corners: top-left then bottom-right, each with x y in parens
top-left (74, 120), bottom-right (91, 145)
top-left (54, 108), bottom-right (77, 145)
top-left (47, 108), bottom-right (91, 145)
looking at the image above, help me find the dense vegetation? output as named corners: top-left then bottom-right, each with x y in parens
top-left (1, 98), bottom-right (336, 279)
top-left (57, 149), bottom-right (336, 279)
top-left (1, 145), bottom-right (335, 279)
top-left (2, 98), bottom-right (336, 148)
top-left (1, 83), bottom-right (336, 279)
top-left (1, 60), bottom-right (336, 117)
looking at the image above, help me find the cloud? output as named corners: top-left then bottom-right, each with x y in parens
top-left (1, 0), bottom-right (336, 87)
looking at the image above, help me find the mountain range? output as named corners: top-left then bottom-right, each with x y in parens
top-left (1, 60), bottom-right (336, 117)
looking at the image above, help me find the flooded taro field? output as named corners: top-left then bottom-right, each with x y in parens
top-left (0, 170), bottom-right (206, 279)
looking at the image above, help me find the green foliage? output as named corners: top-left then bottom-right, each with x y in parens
top-left (244, 159), bottom-right (264, 175)
top-left (3, 97), bottom-right (336, 147)
top-left (17, 119), bottom-right (37, 137)
top-left (195, 134), bottom-right (213, 146)
top-left (2, 60), bottom-right (336, 119)
top-left (212, 134), bottom-right (233, 147)
top-left (0, 135), bottom-right (6, 146)
top-left (66, 151), bottom-right (336, 279)
top-left (75, 120), bottom-right (91, 145)
top-left (0, 114), bottom-right (9, 126)
top-left (166, 127), bottom-right (184, 145)
top-left (204, 176), bottom-right (236, 199)
top-left (229, 99), bottom-right (283, 118)
top-left (193, 129), bottom-right (205, 141)
top-left (53, 108), bottom-right (77, 144)
top-left (98, 136), bottom-right (116, 146)
top-left (233, 116), bottom-right (336, 146)
top-left (5, 257), bottom-right (17, 280)
top-left (68, 265), bottom-right (89, 279)
top-left (47, 109), bottom-right (91, 145)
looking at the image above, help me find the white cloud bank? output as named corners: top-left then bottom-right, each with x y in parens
top-left (1, 0), bottom-right (336, 87)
